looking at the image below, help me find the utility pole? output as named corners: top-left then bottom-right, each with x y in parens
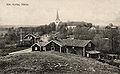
top-left (20, 27), bottom-right (23, 45)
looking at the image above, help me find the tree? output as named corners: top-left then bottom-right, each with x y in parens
top-left (67, 27), bottom-right (73, 35)
top-left (103, 24), bottom-right (119, 53)
top-left (4, 27), bottom-right (19, 44)
top-left (85, 23), bottom-right (92, 28)
top-left (111, 26), bottom-right (119, 53)
top-left (49, 22), bottom-right (56, 31)
top-left (73, 25), bottom-right (91, 39)
top-left (57, 24), bottom-right (67, 34)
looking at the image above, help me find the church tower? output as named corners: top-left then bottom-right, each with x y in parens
top-left (55, 10), bottom-right (61, 31)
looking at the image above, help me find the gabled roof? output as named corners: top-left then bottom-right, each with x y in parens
top-left (61, 39), bottom-right (91, 47)
top-left (32, 39), bottom-right (92, 48)
top-left (44, 39), bottom-right (92, 47)
top-left (31, 42), bottom-right (47, 47)
top-left (24, 34), bottom-right (36, 39)
top-left (44, 40), bottom-right (64, 47)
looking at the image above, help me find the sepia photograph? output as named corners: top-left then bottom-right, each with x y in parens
top-left (0, 0), bottom-right (120, 74)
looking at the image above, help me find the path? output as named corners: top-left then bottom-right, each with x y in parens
top-left (9, 48), bottom-right (32, 55)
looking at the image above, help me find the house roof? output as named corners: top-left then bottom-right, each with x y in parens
top-left (61, 39), bottom-right (91, 47)
top-left (24, 34), bottom-right (40, 39)
top-left (86, 50), bottom-right (100, 54)
top-left (32, 39), bottom-right (92, 48)
top-left (107, 54), bottom-right (118, 57)
top-left (24, 34), bottom-right (36, 39)
top-left (31, 42), bottom-right (47, 47)
top-left (44, 39), bottom-right (64, 47)
top-left (45, 39), bottom-right (92, 47)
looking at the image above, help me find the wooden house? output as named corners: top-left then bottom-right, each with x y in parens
top-left (21, 34), bottom-right (40, 47)
top-left (31, 42), bottom-right (47, 51)
top-left (31, 39), bottom-right (99, 57)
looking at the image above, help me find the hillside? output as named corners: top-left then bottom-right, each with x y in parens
top-left (0, 51), bottom-right (120, 74)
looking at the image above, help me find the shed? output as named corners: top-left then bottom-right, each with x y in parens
top-left (86, 50), bottom-right (100, 58)
top-left (31, 42), bottom-right (47, 51)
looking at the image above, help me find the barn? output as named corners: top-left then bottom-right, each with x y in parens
top-left (43, 39), bottom-right (96, 57)
top-left (31, 39), bottom-right (100, 58)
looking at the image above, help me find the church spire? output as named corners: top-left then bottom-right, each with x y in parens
top-left (55, 10), bottom-right (61, 31)
top-left (56, 10), bottom-right (60, 21)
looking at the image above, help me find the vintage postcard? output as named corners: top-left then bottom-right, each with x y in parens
top-left (0, 0), bottom-right (120, 74)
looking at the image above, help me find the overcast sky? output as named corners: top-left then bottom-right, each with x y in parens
top-left (0, 0), bottom-right (120, 26)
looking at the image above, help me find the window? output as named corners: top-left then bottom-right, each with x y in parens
top-left (72, 47), bottom-right (74, 49)
top-left (28, 36), bottom-right (30, 39)
top-left (30, 37), bottom-right (32, 39)
top-left (88, 43), bottom-right (91, 47)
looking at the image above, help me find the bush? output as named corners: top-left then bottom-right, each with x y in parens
top-left (0, 52), bottom-right (9, 56)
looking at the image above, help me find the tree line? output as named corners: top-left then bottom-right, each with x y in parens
top-left (0, 22), bottom-right (120, 54)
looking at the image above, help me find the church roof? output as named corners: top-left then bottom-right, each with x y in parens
top-left (59, 21), bottom-right (88, 26)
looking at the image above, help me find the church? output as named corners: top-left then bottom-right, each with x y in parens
top-left (54, 11), bottom-right (93, 30)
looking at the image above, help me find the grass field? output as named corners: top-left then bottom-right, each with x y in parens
top-left (0, 51), bottom-right (120, 74)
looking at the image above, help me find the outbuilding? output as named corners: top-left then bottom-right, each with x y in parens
top-left (86, 50), bottom-right (101, 58)
top-left (31, 42), bottom-right (47, 51)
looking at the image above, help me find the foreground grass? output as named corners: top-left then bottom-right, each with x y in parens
top-left (0, 51), bottom-right (120, 74)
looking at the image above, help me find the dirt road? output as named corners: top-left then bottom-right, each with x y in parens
top-left (9, 48), bottom-right (32, 55)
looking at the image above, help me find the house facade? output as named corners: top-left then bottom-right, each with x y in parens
top-left (20, 34), bottom-right (40, 47)
top-left (31, 39), bottom-right (99, 57)
top-left (31, 42), bottom-right (46, 51)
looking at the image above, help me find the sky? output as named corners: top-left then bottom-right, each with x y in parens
top-left (0, 0), bottom-right (120, 26)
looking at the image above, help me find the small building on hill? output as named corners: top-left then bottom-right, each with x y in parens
top-left (31, 42), bottom-right (47, 51)
top-left (20, 34), bottom-right (40, 47)
top-left (31, 39), bottom-right (99, 58)
top-left (24, 34), bottom-right (37, 43)
top-left (86, 50), bottom-right (100, 58)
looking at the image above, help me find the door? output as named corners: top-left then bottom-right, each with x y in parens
top-left (35, 47), bottom-right (38, 51)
